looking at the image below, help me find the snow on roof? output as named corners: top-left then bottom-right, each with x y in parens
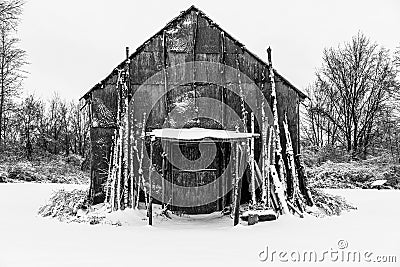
top-left (147, 128), bottom-right (259, 141)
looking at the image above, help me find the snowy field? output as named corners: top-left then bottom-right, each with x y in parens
top-left (0, 183), bottom-right (399, 267)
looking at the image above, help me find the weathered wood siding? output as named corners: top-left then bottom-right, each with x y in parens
top-left (86, 8), bottom-right (304, 210)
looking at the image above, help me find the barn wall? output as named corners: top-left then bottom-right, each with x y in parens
top-left (87, 9), bottom-right (303, 208)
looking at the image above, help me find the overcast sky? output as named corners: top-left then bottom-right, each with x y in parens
top-left (18, 0), bottom-right (400, 101)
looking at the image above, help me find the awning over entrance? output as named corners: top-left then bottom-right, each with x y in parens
top-left (147, 127), bottom-right (259, 142)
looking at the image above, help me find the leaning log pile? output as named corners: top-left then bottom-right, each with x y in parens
top-left (240, 48), bottom-right (314, 224)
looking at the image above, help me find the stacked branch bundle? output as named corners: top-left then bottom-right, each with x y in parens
top-left (104, 49), bottom-right (144, 211)
top-left (238, 48), bottom-right (314, 224)
top-left (250, 48), bottom-right (313, 218)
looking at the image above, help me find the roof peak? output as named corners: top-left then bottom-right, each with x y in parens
top-left (81, 5), bottom-right (307, 100)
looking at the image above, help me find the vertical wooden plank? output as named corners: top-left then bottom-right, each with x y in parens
top-left (162, 30), bottom-right (169, 124)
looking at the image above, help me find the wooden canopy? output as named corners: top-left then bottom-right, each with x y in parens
top-left (147, 127), bottom-right (259, 142)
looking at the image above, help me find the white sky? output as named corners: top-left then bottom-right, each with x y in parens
top-left (18, 0), bottom-right (400, 102)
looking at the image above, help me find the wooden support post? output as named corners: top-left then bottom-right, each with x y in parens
top-left (147, 131), bottom-right (154, 225)
top-left (169, 141), bottom-right (173, 208)
top-left (148, 137), bottom-right (153, 198)
top-left (231, 142), bottom-right (237, 214)
top-left (148, 196), bottom-right (153, 225)
top-left (161, 152), bottom-right (166, 209)
top-left (221, 143), bottom-right (226, 208)
top-left (250, 113), bottom-right (256, 206)
top-left (129, 109), bottom-right (136, 209)
top-left (261, 124), bottom-right (272, 208)
top-left (217, 144), bottom-right (223, 211)
top-left (233, 142), bottom-right (243, 226)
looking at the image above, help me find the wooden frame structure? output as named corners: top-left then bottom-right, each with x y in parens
top-left (80, 6), bottom-right (314, 226)
top-left (145, 128), bottom-right (258, 225)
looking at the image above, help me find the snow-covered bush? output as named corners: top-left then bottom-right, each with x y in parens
top-left (310, 188), bottom-right (357, 216)
top-left (38, 189), bottom-right (89, 221)
top-left (308, 155), bottom-right (400, 189)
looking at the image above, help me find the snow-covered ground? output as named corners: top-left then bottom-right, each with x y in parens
top-left (0, 183), bottom-right (399, 267)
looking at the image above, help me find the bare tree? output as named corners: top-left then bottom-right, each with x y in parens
top-left (311, 33), bottom-right (398, 157)
top-left (0, 0), bottom-right (25, 146)
top-left (16, 94), bottom-right (43, 159)
top-left (302, 83), bottom-right (340, 148)
top-left (68, 101), bottom-right (87, 157)
top-left (0, 0), bottom-right (23, 28)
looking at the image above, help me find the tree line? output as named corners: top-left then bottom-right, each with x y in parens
top-left (1, 1), bottom-right (399, 163)
top-left (3, 93), bottom-right (90, 159)
top-left (0, 1), bottom-right (89, 160)
top-left (302, 32), bottom-right (400, 161)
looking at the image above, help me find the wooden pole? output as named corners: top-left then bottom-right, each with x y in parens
top-left (261, 122), bottom-right (272, 208)
top-left (105, 133), bottom-right (115, 203)
top-left (233, 142), bottom-right (243, 226)
top-left (265, 127), bottom-right (272, 208)
top-left (148, 136), bottom-right (154, 201)
top-left (254, 161), bottom-right (263, 187)
top-left (250, 113), bottom-right (256, 206)
top-left (269, 182), bottom-right (280, 214)
top-left (283, 113), bottom-right (299, 202)
top-left (231, 142), bottom-right (237, 215)
top-left (115, 69), bottom-right (124, 211)
top-left (270, 165), bottom-right (289, 214)
top-left (217, 143), bottom-right (223, 211)
top-left (161, 152), bottom-right (166, 209)
top-left (267, 47), bottom-right (286, 192)
top-left (148, 197), bottom-right (153, 225)
top-left (261, 100), bottom-right (267, 206)
top-left (135, 113), bottom-right (148, 209)
top-left (122, 73), bottom-right (129, 209)
top-left (295, 154), bottom-right (314, 206)
top-left (129, 109), bottom-right (136, 208)
top-left (148, 138), bottom-right (154, 225)
top-left (287, 200), bottom-right (304, 218)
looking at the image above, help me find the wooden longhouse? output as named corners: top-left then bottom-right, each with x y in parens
top-left (80, 6), bottom-right (311, 222)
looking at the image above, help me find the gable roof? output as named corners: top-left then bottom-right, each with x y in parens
top-left (81, 5), bottom-right (307, 101)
